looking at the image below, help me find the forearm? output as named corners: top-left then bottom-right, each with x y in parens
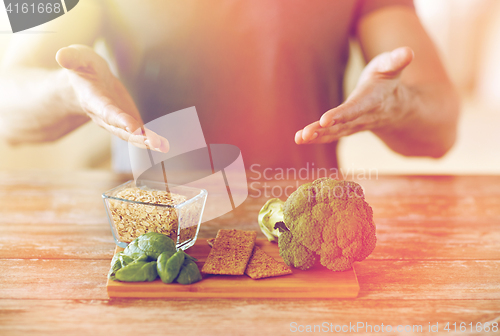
top-left (0, 68), bottom-right (87, 144)
top-left (373, 81), bottom-right (459, 158)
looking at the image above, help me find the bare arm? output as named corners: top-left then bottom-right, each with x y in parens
top-left (296, 6), bottom-right (459, 158)
top-left (357, 6), bottom-right (459, 157)
top-left (0, 67), bottom-right (85, 143)
top-left (0, 1), bottom-right (100, 144)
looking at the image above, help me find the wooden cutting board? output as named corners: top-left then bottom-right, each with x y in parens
top-left (106, 238), bottom-right (359, 299)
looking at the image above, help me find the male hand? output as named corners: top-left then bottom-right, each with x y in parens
top-left (56, 44), bottom-right (168, 152)
top-left (295, 47), bottom-right (414, 145)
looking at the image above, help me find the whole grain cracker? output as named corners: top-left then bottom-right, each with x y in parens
top-left (201, 229), bottom-right (256, 275)
top-left (207, 237), bottom-right (292, 279)
top-left (207, 238), bottom-right (216, 247)
top-left (245, 246), bottom-right (292, 279)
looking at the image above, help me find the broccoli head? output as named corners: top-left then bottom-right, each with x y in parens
top-left (277, 227), bottom-right (316, 270)
top-left (276, 178), bottom-right (376, 272)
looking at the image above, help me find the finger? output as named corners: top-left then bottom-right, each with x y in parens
top-left (56, 45), bottom-right (105, 74)
top-left (294, 121), bottom-right (319, 145)
top-left (365, 47), bottom-right (414, 80)
top-left (159, 137), bottom-right (170, 153)
top-left (83, 95), bottom-right (132, 132)
top-left (143, 128), bottom-right (169, 153)
top-left (303, 121), bottom-right (363, 144)
top-left (115, 127), bottom-right (148, 149)
top-left (56, 45), bottom-right (93, 72)
top-left (300, 121), bottom-right (320, 143)
top-left (386, 47), bottom-right (414, 75)
top-left (88, 116), bottom-right (145, 148)
top-left (301, 125), bottom-right (339, 144)
top-left (295, 129), bottom-right (314, 145)
top-left (129, 125), bottom-right (169, 153)
top-left (319, 99), bottom-right (364, 127)
top-left (296, 118), bottom-right (364, 145)
top-left (96, 119), bottom-right (169, 153)
top-left (300, 103), bottom-right (361, 143)
top-left (294, 130), bottom-right (303, 144)
top-left (85, 96), bottom-right (168, 153)
top-left (81, 88), bottom-right (141, 134)
top-left (56, 47), bottom-right (80, 70)
top-left (295, 131), bottom-right (318, 145)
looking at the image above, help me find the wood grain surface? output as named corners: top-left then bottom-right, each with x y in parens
top-left (1, 171), bottom-right (500, 335)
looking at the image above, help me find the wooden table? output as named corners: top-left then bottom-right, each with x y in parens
top-left (0, 171), bottom-right (499, 335)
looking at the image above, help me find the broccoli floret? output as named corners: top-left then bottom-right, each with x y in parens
top-left (277, 229), bottom-right (316, 271)
top-left (277, 178), bottom-right (376, 272)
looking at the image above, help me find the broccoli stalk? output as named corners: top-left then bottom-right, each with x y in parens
top-left (260, 178), bottom-right (377, 272)
top-left (258, 198), bottom-right (285, 242)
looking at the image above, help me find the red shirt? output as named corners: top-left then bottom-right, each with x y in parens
top-left (109, 0), bottom-right (414, 170)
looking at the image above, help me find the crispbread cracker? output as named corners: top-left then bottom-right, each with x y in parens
top-left (206, 237), bottom-right (292, 279)
top-left (245, 246), bottom-right (292, 279)
top-left (201, 229), bottom-right (256, 275)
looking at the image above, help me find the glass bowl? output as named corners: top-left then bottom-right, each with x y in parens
top-left (102, 180), bottom-right (207, 249)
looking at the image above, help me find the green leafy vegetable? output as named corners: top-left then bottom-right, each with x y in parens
top-left (122, 239), bottom-right (148, 260)
top-left (119, 254), bottom-right (135, 266)
top-left (184, 254), bottom-right (198, 262)
top-left (136, 232), bottom-right (176, 260)
top-left (157, 250), bottom-right (184, 283)
top-left (109, 233), bottom-right (203, 284)
top-left (108, 251), bottom-right (125, 280)
top-left (115, 260), bottom-right (158, 282)
top-left (176, 260), bottom-right (202, 285)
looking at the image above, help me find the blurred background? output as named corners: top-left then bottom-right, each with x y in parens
top-left (0, 0), bottom-right (499, 174)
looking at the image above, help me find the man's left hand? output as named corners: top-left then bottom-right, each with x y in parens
top-left (295, 47), bottom-right (414, 144)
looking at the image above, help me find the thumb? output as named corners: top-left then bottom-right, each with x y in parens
top-left (56, 45), bottom-right (104, 73)
top-left (362, 46), bottom-right (414, 80)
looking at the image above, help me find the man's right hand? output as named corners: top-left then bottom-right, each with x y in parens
top-left (56, 44), bottom-right (169, 152)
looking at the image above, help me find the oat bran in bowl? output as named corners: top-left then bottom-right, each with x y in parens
top-left (103, 180), bottom-right (207, 249)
